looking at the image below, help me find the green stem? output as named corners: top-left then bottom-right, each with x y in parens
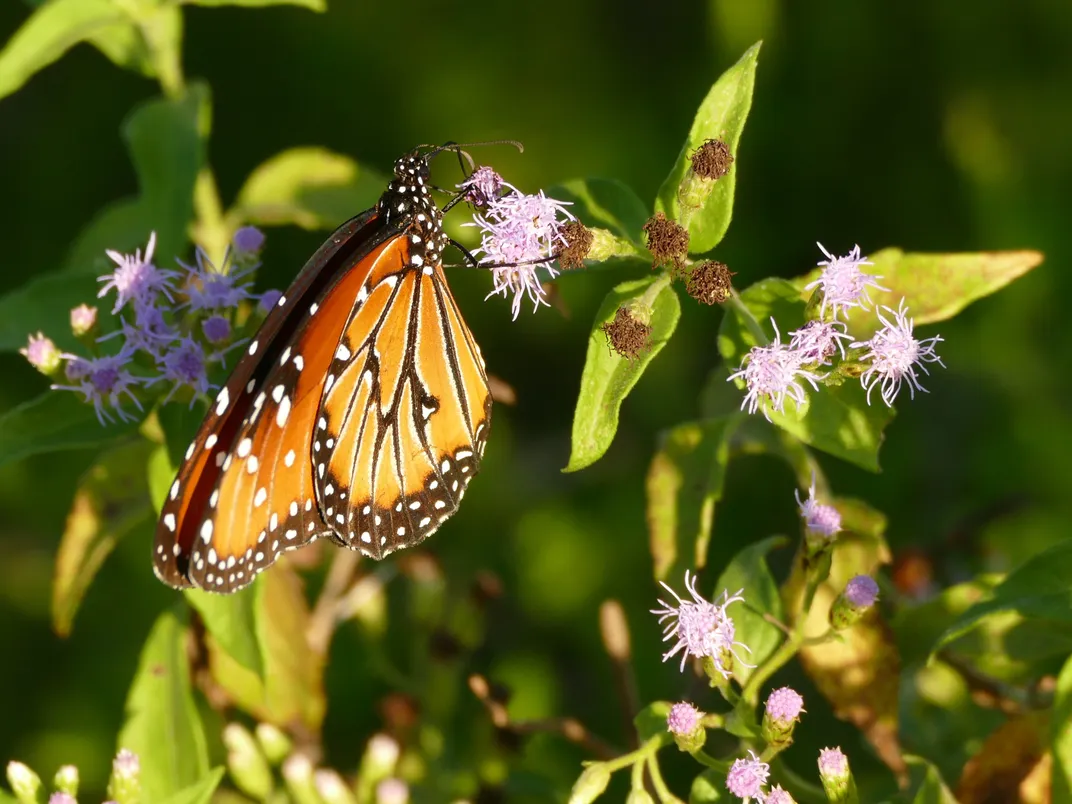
top-left (726, 288), bottom-right (769, 345)
top-left (602, 735), bottom-right (668, 774)
top-left (638, 271), bottom-right (672, 311)
top-left (645, 754), bottom-right (682, 804)
top-left (741, 629), bottom-right (802, 706)
top-left (770, 758), bottom-right (828, 804)
top-left (193, 169), bottom-right (230, 264)
top-left (689, 749), bottom-right (731, 772)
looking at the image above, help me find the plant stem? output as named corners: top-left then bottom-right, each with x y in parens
top-left (646, 754), bottom-right (683, 803)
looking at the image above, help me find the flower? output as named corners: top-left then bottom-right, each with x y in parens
top-left (844, 575), bottom-right (879, 608)
top-left (100, 299), bottom-right (177, 357)
top-left (258, 289), bottom-right (283, 313)
top-left (804, 243), bottom-right (887, 321)
top-left (470, 188), bottom-right (573, 319)
top-left (788, 320), bottom-right (851, 365)
top-left (20, 332), bottom-right (61, 374)
top-left (727, 319), bottom-right (821, 421)
top-left (818, 747), bottom-right (848, 778)
top-left (98, 232), bottom-right (176, 314)
top-left (180, 246), bottom-right (255, 311)
top-left (765, 785), bottom-right (797, 804)
top-left (853, 298), bottom-right (944, 406)
top-left (202, 315), bottom-right (232, 344)
top-left (70, 304), bottom-right (98, 337)
top-left (53, 765), bottom-right (79, 797)
top-left (233, 225), bottom-right (266, 256)
top-left (458, 165), bottom-right (505, 207)
top-left (375, 778), bottom-right (410, 804)
top-left (48, 794), bottom-right (76, 804)
top-left (154, 337), bottom-right (211, 404)
top-left (667, 702), bottom-right (703, 736)
top-left (53, 347), bottom-right (143, 424)
top-left (107, 749), bottom-right (140, 804)
top-left (651, 570), bottom-right (751, 678)
top-left (795, 475), bottom-right (841, 538)
top-left (725, 751), bottom-right (769, 802)
top-left (817, 747), bottom-right (857, 803)
top-left (765, 687), bottom-right (804, 723)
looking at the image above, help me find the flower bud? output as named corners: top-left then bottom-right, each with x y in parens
top-left (666, 702), bottom-right (706, 753)
top-left (201, 315), bottom-right (232, 345)
top-left (47, 794), bottom-right (75, 804)
top-left (374, 778), bottom-right (409, 804)
top-left (817, 747), bottom-right (858, 804)
top-left (258, 289), bottom-right (283, 314)
top-left (830, 575), bottom-right (880, 631)
top-left (762, 687), bottom-right (804, 748)
top-left (70, 305), bottom-right (98, 338)
top-left (20, 333), bottom-right (62, 377)
top-left (568, 764), bottom-right (611, 804)
top-left (233, 226), bottom-right (266, 259)
top-left (281, 755), bottom-right (320, 804)
top-left (254, 723), bottom-right (292, 766)
top-left (314, 769), bottom-right (357, 804)
top-left (52, 766), bottom-right (78, 798)
top-left (6, 761), bottom-right (42, 804)
top-left (223, 723), bottom-right (273, 800)
top-left (766, 784), bottom-right (798, 804)
top-left (357, 733), bottom-right (400, 785)
top-left (625, 789), bottom-right (655, 804)
top-left (106, 750), bottom-right (140, 804)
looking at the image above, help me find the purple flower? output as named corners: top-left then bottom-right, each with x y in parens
top-left (651, 570), bottom-right (751, 678)
top-left (201, 315), bottom-right (232, 344)
top-left (804, 243), bottom-right (887, 321)
top-left (725, 751), bottom-right (769, 802)
top-left (765, 785), bottom-right (796, 804)
top-left (666, 701), bottom-right (703, 736)
top-left (112, 749), bottom-right (139, 779)
top-left (100, 300), bottom-right (177, 357)
top-left (795, 476), bottom-right (841, 538)
top-left (470, 188), bottom-right (573, 319)
top-left (53, 346), bottom-right (143, 424)
top-left (233, 225), bottom-right (266, 256)
top-left (70, 304), bottom-right (98, 336)
top-left (727, 319), bottom-right (821, 421)
top-left (788, 320), bottom-right (851, 365)
top-left (818, 746), bottom-right (849, 779)
top-left (98, 232), bottom-right (176, 314)
top-left (20, 332), bottom-right (61, 373)
top-left (154, 337), bottom-right (212, 403)
top-left (765, 687), bottom-right (804, 723)
top-left (48, 794), bottom-right (76, 804)
top-left (853, 298), bottom-right (944, 406)
top-left (844, 575), bottom-right (879, 608)
top-left (458, 165), bottom-right (505, 207)
top-left (375, 779), bottom-right (409, 804)
top-left (180, 247), bottom-right (255, 311)
top-left (258, 289), bottom-right (283, 313)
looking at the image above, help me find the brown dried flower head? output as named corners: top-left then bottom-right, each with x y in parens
top-left (558, 221), bottom-right (593, 270)
top-left (642, 212), bottom-right (689, 272)
top-left (686, 260), bottom-right (735, 305)
top-left (601, 305), bottom-right (651, 360)
top-left (689, 139), bottom-right (734, 181)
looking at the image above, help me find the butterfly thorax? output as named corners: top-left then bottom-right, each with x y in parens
top-left (380, 154), bottom-right (448, 268)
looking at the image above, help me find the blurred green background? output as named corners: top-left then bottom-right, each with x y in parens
top-left (1, 0), bottom-right (1069, 799)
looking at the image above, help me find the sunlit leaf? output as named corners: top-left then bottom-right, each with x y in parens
top-left (0, 0), bottom-right (126, 102)
top-left (147, 443), bottom-right (174, 514)
top-left (52, 439), bottom-right (155, 636)
top-left (689, 769), bottom-right (723, 803)
top-left (118, 609), bottom-right (209, 802)
top-left (186, 0), bottom-right (325, 9)
top-left (955, 713), bottom-right (1050, 804)
top-left (633, 701), bottom-right (671, 743)
top-left (646, 417), bottom-right (738, 581)
top-left (0, 268), bottom-right (100, 354)
top-left (796, 248), bottom-right (1045, 335)
top-left (714, 536), bottom-right (788, 685)
top-left (890, 577), bottom-right (1000, 668)
top-left (230, 147), bottom-right (386, 231)
top-left (655, 41), bottom-right (760, 254)
top-left (551, 178), bottom-right (650, 245)
top-left (566, 276), bottom-right (681, 472)
top-left (934, 540), bottom-right (1072, 658)
top-left (185, 587), bottom-right (262, 676)
top-left (1052, 653), bottom-right (1072, 803)
top-left (901, 756), bottom-right (958, 804)
top-left (0, 391), bottom-right (142, 468)
top-left (156, 768), bottom-right (225, 804)
top-left (720, 278), bottom-right (893, 471)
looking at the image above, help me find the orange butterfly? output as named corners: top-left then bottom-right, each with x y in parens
top-left (153, 147), bottom-right (491, 593)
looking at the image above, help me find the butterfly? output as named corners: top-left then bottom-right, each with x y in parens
top-left (153, 146), bottom-right (492, 593)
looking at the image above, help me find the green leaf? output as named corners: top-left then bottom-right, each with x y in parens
top-left (890, 577), bottom-right (1000, 668)
top-left (900, 755), bottom-right (958, 804)
top-left (633, 701), bottom-right (671, 743)
top-left (118, 610), bottom-right (209, 802)
top-left (1053, 653), bottom-right (1072, 803)
top-left (185, 586), bottom-right (263, 676)
top-left (796, 248), bottom-right (1045, 334)
top-left (186, 0), bottom-right (325, 9)
top-left (720, 278), bottom-right (894, 471)
top-left (52, 439), bottom-right (155, 636)
top-left (646, 417), bottom-right (738, 581)
top-left (65, 197), bottom-right (158, 272)
top-left (566, 276), bottom-right (681, 472)
top-left (156, 768), bottom-right (225, 804)
top-left (713, 536), bottom-right (787, 684)
top-left (655, 41), bottom-right (760, 254)
top-left (121, 84), bottom-right (208, 265)
top-left (230, 147), bottom-right (386, 231)
top-left (550, 178), bottom-right (650, 245)
top-left (934, 540), bottom-right (1072, 657)
top-left (0, 391), bottom-right (142, 469)
top-left (0, 267), bottom-right (100, 354)
top-left (688, 769), bottom-right (723, 803)
top-left (0, 0), bottom-right (126, 102)
top-left (85, 19), bottom-right (155, 77)
top-left (147, 443), bottom-right (174, 514)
